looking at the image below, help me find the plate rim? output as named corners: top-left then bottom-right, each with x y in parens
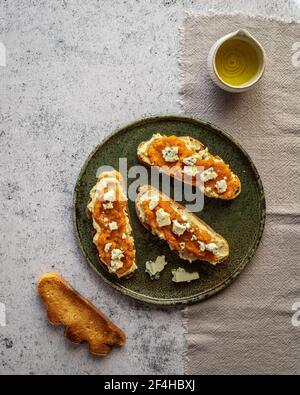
top-left (73, 115), bottom-right (266, 306)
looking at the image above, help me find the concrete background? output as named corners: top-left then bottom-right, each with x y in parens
top-left (1, 0), bottom-right (299, 375)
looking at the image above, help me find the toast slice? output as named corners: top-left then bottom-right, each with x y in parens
top-left (87, 170), bottom-right (137, 278)
top-left (137, 134), bottom-right (241, 200)
top-left (135, 185), bottom-right (229, 265)
top-left (38, 273), bottom-right (126, 356)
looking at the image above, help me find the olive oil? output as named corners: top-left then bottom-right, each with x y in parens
top-left (215, 38), bottom-right (260, 87)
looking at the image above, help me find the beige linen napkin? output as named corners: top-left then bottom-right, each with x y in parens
top-left (180, 13), bottom-right (300, 374)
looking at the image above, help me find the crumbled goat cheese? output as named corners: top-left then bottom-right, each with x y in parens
top-left (183, 165), bottom-right (198, 177)
top-left (181, 214), bottom-right (188, 222)
top-left (145, 255), bottom-right (168, 280)
top-left (104, 243), bottom-right (112, 253)
top-left (95, 177), bottom-right (118, 193)
top-left (110, 248), bottom-right (124, 272)
top-left (172, 220), bottom-right (189, 236)
top-left (109, 221), bottom-right (118, 231)
top-left (216, 179), bottom-right (227, 194)
top-left (162, 146), bottom-right (179, 162)
top-left (122, 233), bottom-right (127, 239)
top-left (172, 267), bottom-right (200, 283)
top-left (183, 156), bottom-right (197, 166)
top-left (103, 202), bottom-right (113, 209)
top-left (197, 147), bottom-right (209, 160)
top-left (198, 241), bottom-right (206, 252)
top-left (103, 189), bottom-right (116, 202)
top-left (179, 242), bottom-right (186, 251)
top-left (156, 208), bottom-right (171, 227)
top-left (191, 235), bottom-right (197, 241)
top-left (149, 194), bottom-right (160, 210)
top-left (200, 167), bottom-right (218, 182)
top-left (205, 243), bottom-right (219, 255)
top-left (111, 248), bottom-right (124, 260)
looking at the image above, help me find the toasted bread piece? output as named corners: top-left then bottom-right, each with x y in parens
top-left (137, 134), bottom-right (241, 200)
top-left (38, 273), bottom-right (126, 356)
top-left (135, 185), bottom-right (229, 265)
top-left (87, 170), bottom-right (137, 278)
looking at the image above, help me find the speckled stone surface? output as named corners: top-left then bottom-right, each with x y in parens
top-left (1, 0), bottom-right (299, 375)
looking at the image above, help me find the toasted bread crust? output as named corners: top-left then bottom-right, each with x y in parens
top-left (38, 273), bottom-right (126, 356)
top-left (137, 135), bottom-right (241, 201)
top-left (135, 185), bottom-right (229, 265)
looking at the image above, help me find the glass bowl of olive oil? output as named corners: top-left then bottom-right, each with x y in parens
top-left (208, 29), bottom-right (266, 93)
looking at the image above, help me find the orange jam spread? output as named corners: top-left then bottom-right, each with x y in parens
top-left (93, 184), bottom-right (134, 275)
top-left (147, 135), bottom-right (239, 199)
top-left (148, 136), bottom-right (192, 167)
top-left (142, 198), bottom-right (215, 261)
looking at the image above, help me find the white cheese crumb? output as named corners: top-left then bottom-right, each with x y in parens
top-left (179, 242), bottom-right (186, 251)
top-left (198, 241), bottom-right (206, 252)
top-left (216, 179), bottom-right (227, 194)
top-left (172, 267), bottom-right (200, 283)
top-left (111, 248), bottom-right (124, 261)
top-left (205, 187), bottom-right (212, 193)
top-left (172, 220), bottom-right (188, 236)
top-left (104, 243), bottom-right (112, 253)
top-left (156, 208), bottom-right (171, 227)
top-left (181, 214), bottom-right (188, 222)
top-left (198, 147), bottom-right (209, 160)
top-left (205, 243), bottom-right (219, 255)
top-left (103, 202), bottom-right (113, 209)
top-left (183, 165), bottom-right (198, 177)
top-left (110, 260), bottom-right (123, 272)
top-left (110, 248), bottom-right (124, 273)
top-left (183, 156), bottom-right (197, 166)
top-left (200, 167), bottom-right (218, 182)
top-left (145, 255), bottom-right (168, 280)
top-left (162, 146), bottom-right (179, 162)
top-left (103, 189), bottom-right (116, 202)
top-left (103, 217), bottom-right (108, 223)
top-left (108, 221), bottom-right (118, 231)
top-left (191, 235), bottom-right (197, 241)
top-left (122, 233), bottom-right (127, 239)
top-left (149, 194), bottom-right (160, 210)
top-left (95, 177), bottom-right (118, 193)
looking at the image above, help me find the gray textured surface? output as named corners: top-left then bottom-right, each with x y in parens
top-left (0, 0), bottom-right (299, 376)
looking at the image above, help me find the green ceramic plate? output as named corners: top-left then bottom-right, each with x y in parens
top-left (73, 116), bottom-right (265, 306)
